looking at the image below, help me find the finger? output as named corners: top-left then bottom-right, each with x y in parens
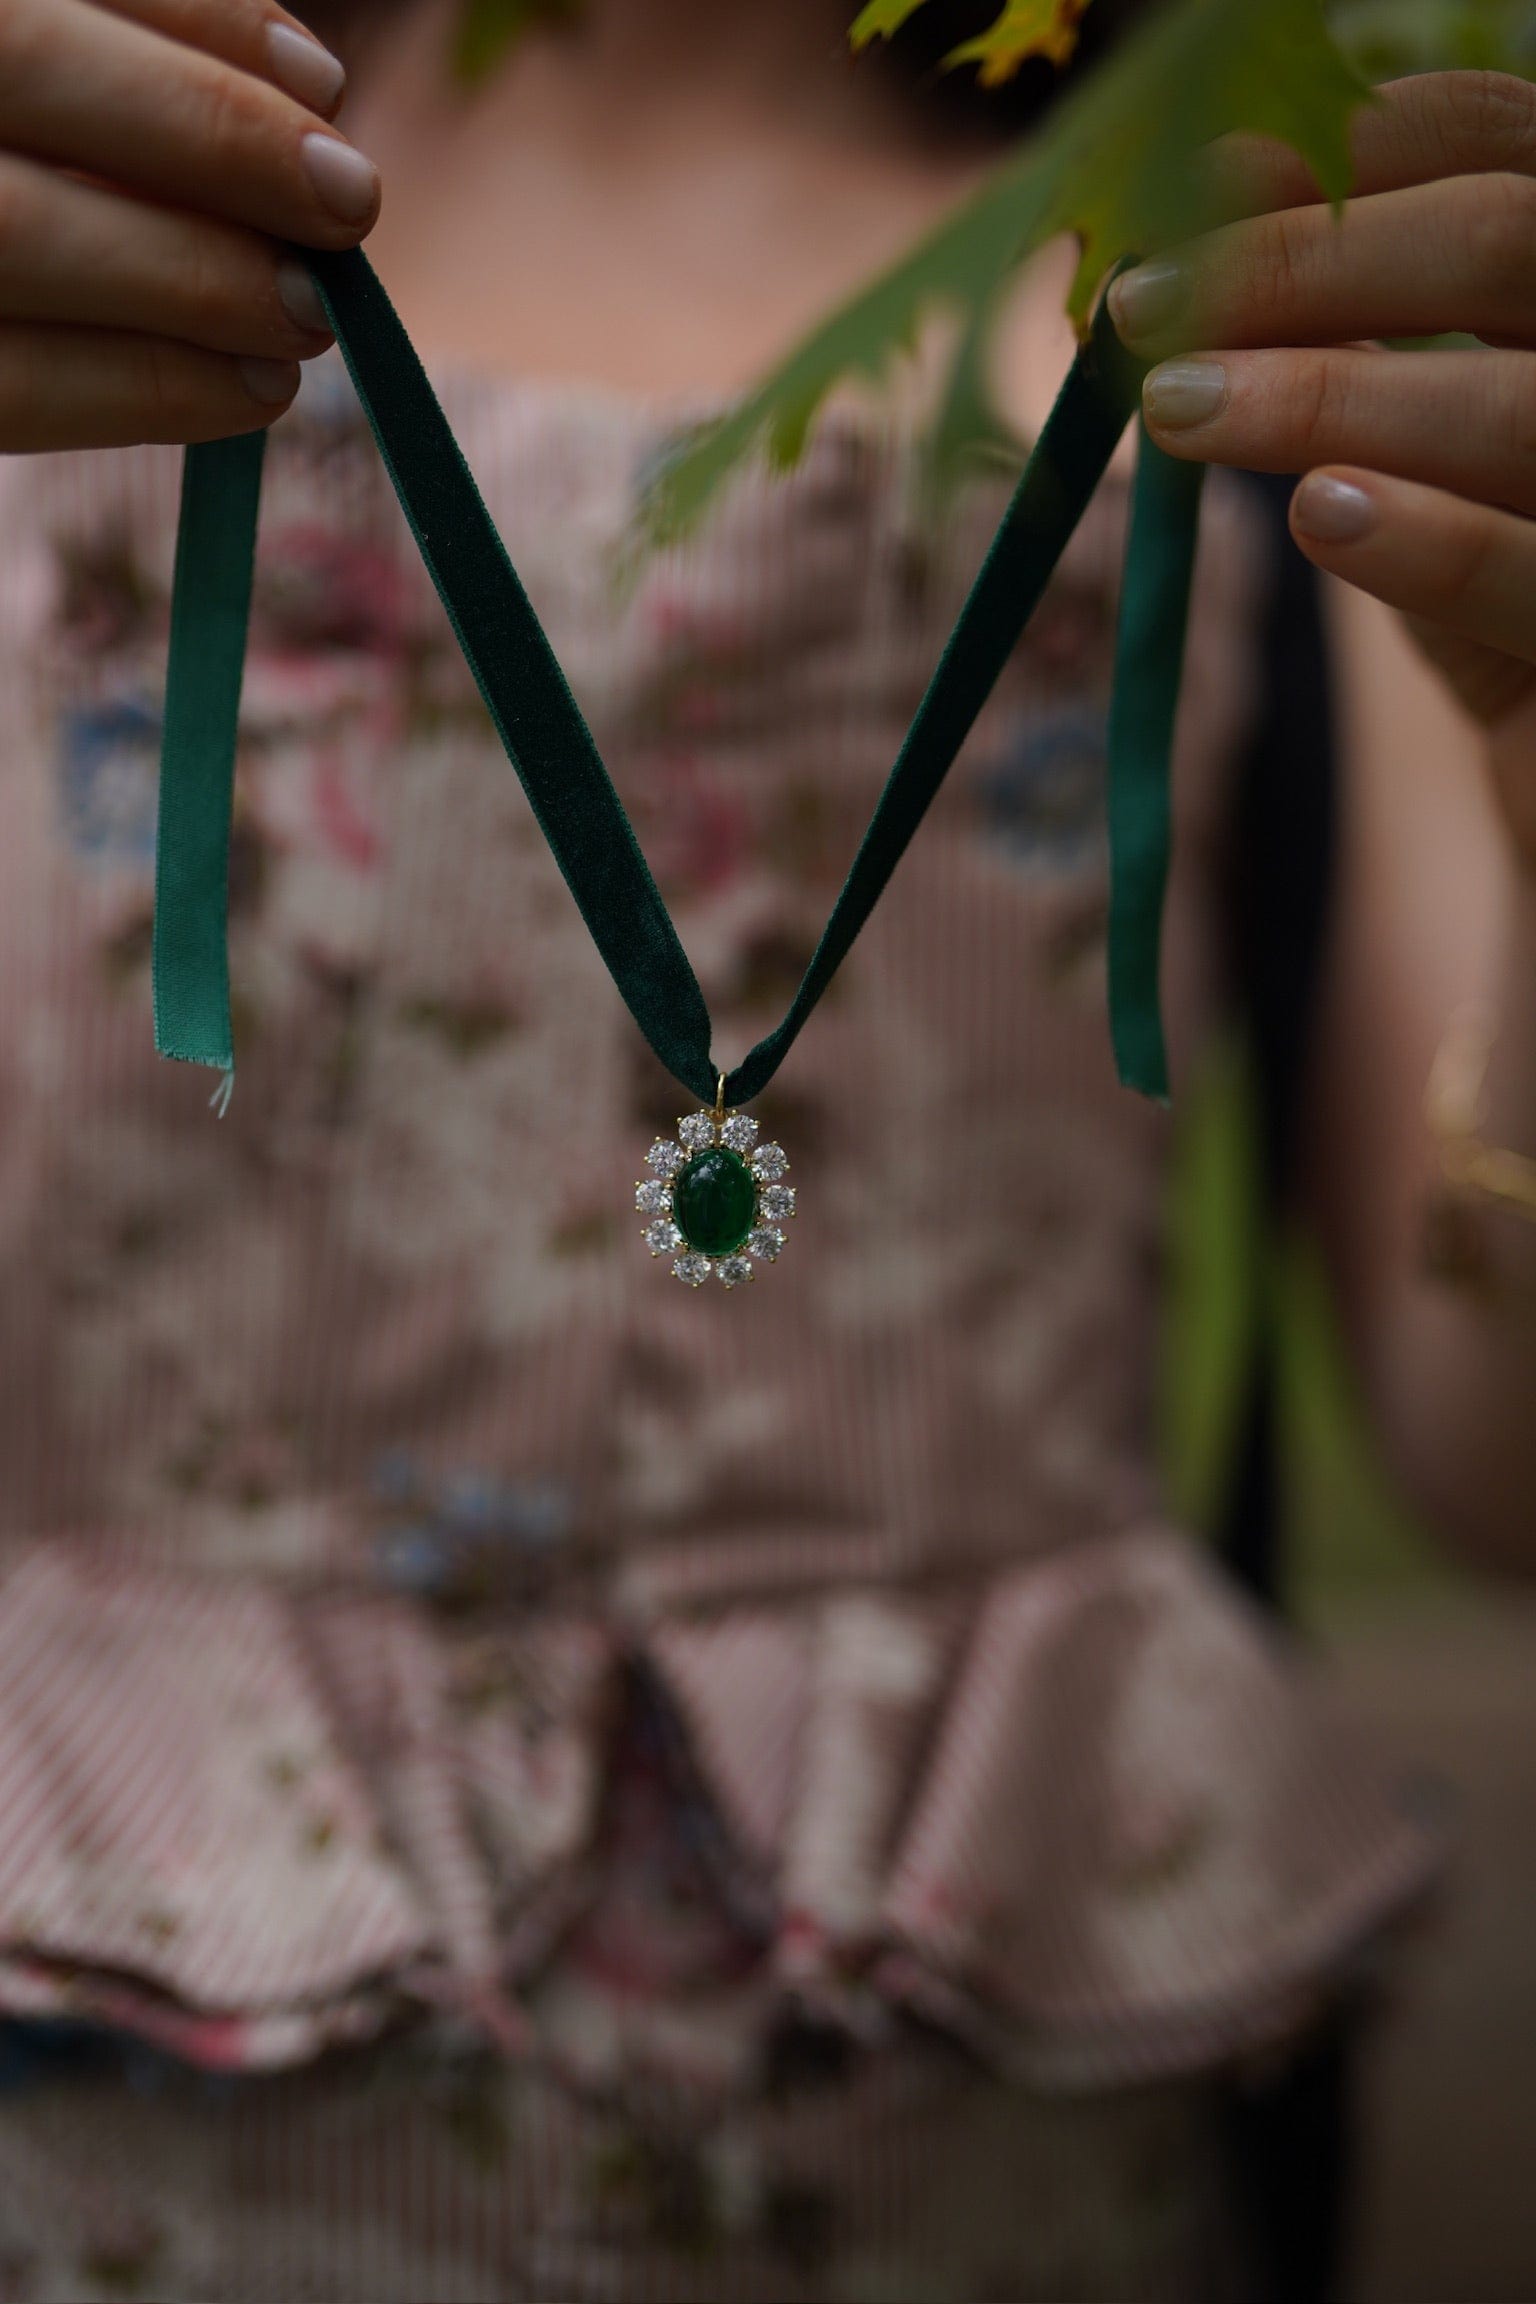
top-left (1140, 346), bottom-right (1536, 518)
top-left (1111, 172), bottom-right (1536, 359)
top-left (0, 0), bottom-right (380, 250)
top-left (1208, 69), bottom-right (1536, 221)
top-left (0, 321), bottom-right (299, 451)
top-left (87, 0), bottom-right (347, 118)
top-left (0, 153), bottom-right (333, 357)
top-left (1289, 467), bottom-right (1536, 662)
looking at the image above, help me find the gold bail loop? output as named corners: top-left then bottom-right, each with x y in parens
top-left (713, 1070), bottom-right (727, 1126)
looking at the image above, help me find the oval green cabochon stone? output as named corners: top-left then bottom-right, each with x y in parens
top-left (673, 1146), bottom-right (757, 1257)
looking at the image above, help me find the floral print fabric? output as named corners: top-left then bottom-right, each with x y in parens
top-left (0, 354), bottom-right (1434, 2298)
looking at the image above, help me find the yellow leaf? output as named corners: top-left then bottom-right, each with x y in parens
top-left (847, 0), bottom-right (933, 50)
top-left (945, 0), bottom-right (1091, 84)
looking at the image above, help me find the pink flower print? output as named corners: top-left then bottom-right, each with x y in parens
top-left (241, 644), bottom-right (400, 730)
top-left (638, 753), bottom-right (751, 899)
top-left (313, 747), bottom-right (384, 870)
top-left (255, 524), bottom-right (412, 655)
top-left (643, 588), bottom-right (749, 664)
top-left (645, 590), bottom-right (689, 646)
top-left (243, 721), bottom-right (393, 880)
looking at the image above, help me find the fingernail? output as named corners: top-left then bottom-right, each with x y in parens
top-left (276, 260), bottom-right (331, 336)
top-left (265, 22), bottom-right (347, 114)
top-left (240, 356), bottom-right (301, 406)
top-left (302, 132), bottom-right (380, 224)
top-left (1292, 473), bottom-right (1376, 543)
top-left (1109, 258), bottom-right (1189, 345)
top-left (1143, 359), bottom-right (1227, 429)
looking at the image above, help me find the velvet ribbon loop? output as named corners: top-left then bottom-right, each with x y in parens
top-left (153, 246), bottom-right (1198, 1109)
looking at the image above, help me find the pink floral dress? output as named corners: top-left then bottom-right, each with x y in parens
top-left (0, 352), bottom-right (1432, 2299)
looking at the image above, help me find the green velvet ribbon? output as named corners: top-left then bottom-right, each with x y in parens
top-left (1106, 421), bottom-right (1206, 1102)
top-left (152, 424), bottom-right (266, 1092)
top-left (153, 247), bottom-right (1200, 1108)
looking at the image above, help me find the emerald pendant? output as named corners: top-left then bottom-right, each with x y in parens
top-left (674, 1146), bottom-right (756, 1256)
top-left (635, 1092), bottom-right (795, 1288)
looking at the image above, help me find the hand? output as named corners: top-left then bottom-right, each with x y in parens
top-left (1107, 70), bottom-right (1536, 862)
top-left (0, 0), bottom-right (380, 451)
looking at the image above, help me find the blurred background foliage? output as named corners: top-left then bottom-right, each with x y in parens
top-left (453, 0), bottom-right (1536, 534)
top-left (1159, 1042), bottom-right (1452, 1633)
top-left (1332, 0), bottom-right (1536, 78)
top-left (453, 0), bottom-right (1536, 87)
top-left (636, 0), bottom-right (1370, 539)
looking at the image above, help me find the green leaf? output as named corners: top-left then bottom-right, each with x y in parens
top-left (1159, 1037), bottom-right (1264, 1532)
top-left (848, 0), bottom-right (935, 49)
top-left (852, 0), bottom-right (1090, 76)
top-left (1270, 1229), bottom-right (1449, 1631)
top-left (638, 0), bottom-right (1369, 544)
top-left (1159, 1042), bottom-right (1449, 1627)
top-left (944, 0), bottom-right (1091, 82)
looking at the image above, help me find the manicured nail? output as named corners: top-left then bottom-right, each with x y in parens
top-left (276, 260), bottom-right (331, 337)
top-left (1143, 359), bottom-right (1227, 429)
top-left (265, 22), bottom-right (346, 114)
top-left (1292, 473), bottom-right (1376, 543)
top-left (241, 356), bottom-right (301, 405)
top-left (302, 132), bottom-right (380, 224)
top-left (1109, 258), bottom-right (1189, 345)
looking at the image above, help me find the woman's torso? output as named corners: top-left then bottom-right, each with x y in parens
top-left (0, 238), bottom-right (1441, 2304)
top-left (0, 349), bottom-right (1248, 1583)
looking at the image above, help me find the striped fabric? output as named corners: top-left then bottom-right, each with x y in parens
top-left (0, 351), bottom-right (1437, 2296)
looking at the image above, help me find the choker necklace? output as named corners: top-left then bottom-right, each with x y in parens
top-left (152, 248), bottom-right (1202, 1287)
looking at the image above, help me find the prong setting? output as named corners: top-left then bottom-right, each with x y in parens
top-left (635, 1106), bottom-right (795, 1286)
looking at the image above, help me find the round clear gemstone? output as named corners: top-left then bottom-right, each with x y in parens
top-left (758, 1184), bottom-right (796, 1223)
top-left (635, 1179), bottom-right (672, 1215)
top-left (720, 1114), bottom-right (758, 1153)
top-left (751, 1141), bottom-right (787, 1181)
top-left (747, 1227), bottom-right (785, 1262)
top-left (716, 1255), bottom-right (754, 1288)
top-left (672, 1252), bottom-right (712, 1288)
top-left (678, 1111), bottom-right (717, 1151)
top-left (646, 1138), bottom-right (685, 1178)
top-left (643, 1219), bottom-right (682, 1256)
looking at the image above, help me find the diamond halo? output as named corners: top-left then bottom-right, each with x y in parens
top-left (635, 1084), bottom-right (796, 1288)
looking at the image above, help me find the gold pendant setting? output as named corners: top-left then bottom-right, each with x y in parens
top-left (636, 1079), bottom-right (794, 1287)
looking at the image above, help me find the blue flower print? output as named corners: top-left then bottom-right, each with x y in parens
top-left (974, 700), bottom-right (1108, 877)
top-left (57, 698), bottom-right (162, 868)
top-left (370, 1454), bottom-right (574, 1603)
